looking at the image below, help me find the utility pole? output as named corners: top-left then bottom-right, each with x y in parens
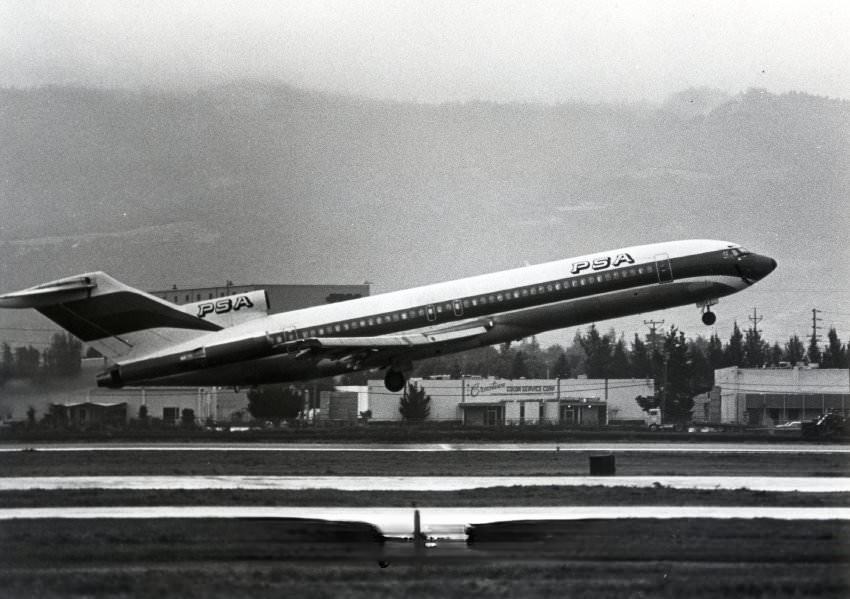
top-left (748, 307), bottom-right (763, 334)
top-left (811, 308), bottom-right (822, 345)
top-left (661, 350), bottom-right (669, 424)
top-left (644, 319), bottom-right (665, 351)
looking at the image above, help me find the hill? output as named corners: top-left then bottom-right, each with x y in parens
top-left (0, 83), bottom-right (848, 342)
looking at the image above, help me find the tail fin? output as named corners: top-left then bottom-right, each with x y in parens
top-left (0, 272), bottom-right (222, 362)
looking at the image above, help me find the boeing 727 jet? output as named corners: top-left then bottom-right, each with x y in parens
top-left (0, 239), bottom-right (776, 391)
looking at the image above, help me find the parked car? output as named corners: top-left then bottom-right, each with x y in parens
top-left (774, 420), bottom-right (802, 431)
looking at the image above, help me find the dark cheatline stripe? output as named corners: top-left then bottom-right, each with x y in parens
top-left (38, 292), bottom-right (222, 342)
top-left (285, 249), bottom-right (736, 341)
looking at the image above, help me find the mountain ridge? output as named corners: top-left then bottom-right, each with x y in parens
top-left (1, 82), bottom-right (847, 341)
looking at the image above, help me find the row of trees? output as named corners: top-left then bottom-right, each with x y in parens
top-left (403, 323), bottom-right (850, 424)
top-left (0, 334), bottom-right (83, 384)
top-left (409, 324), bottom-right (849, 384)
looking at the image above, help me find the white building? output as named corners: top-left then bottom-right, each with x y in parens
top-left (714, 366), bottom-right (850, 426)
top-left (366, 377), bottom-right (654, 425)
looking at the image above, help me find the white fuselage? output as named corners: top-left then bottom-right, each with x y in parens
top-left (111, 239), bottom-right (772, 387)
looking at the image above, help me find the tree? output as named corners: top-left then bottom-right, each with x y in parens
top-left (510, 351), bottom-right (529, 379)
top-left (14, 346), bottom-right (41, 379)
top-left (767, 342), bottom-right (783, 367)
top-left (563, 333), bottom-right (588, 376)
top-left (516, 337), bottom-right (548, 378)
top-left (821, 328), bottom-right (846, 368)
top-left (609, 336), bottom-right (631, 378)
top-left (551, 351), bottom-right (571, 379)
top-left (629, 334), bottom-right (653, 379)
top-left (687, 337), bottom-right (713, 394)
top-left (743, 326), bottom-right (767, 368)
top-left (247, 385), bottom-right (303, 424)
top-left (658, 327), bottom-right (695, 424)
top-left (399, 381), bottom-right (431, 422)
top-left (807, 332), bottom-right (822, 366)
top-left (0, 342), bottom-right (13, 382)
top-left (635, 394), bottom-right (659, 412)
top-left (578, 325), bottom-right (612, 378)
top-left (493, 343), bottom-right (515, 378)
top-left (784, 335), bottom-right (805, 366)
top-left (723, 322), bottom-right (744, 367)
top-left (706, 333), bottom-right (724, 372)
top-left (43, 333), bottom-right (83, 378)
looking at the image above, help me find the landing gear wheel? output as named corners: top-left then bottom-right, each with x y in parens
top-left (702, 310), bottom-right (717, 326)
top-left (384, 369), bottom-right (406, 392)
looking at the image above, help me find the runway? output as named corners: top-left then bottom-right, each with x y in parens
top-left (3, 475), bottom-right (849, 492)
top-left (2, 506), bottom-right (848, 538)
top-left (1, 442), bottom-right (847, 454)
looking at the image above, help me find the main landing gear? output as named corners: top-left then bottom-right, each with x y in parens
top-left (699, 298), bottom-right (719, 325)
top-left (384, 368), bottom-right (406, 392)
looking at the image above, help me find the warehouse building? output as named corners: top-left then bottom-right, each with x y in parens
top-left (714, 366), bottom-right (850, 426)
top-left (366, 377), bottom-right (655, 426)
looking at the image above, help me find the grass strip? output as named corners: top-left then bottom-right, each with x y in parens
top-left (1, 449), bottom-right (848, 476)
top-left (2, 486), bottom-right (850, 507)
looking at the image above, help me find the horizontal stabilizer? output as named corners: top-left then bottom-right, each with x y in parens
top-left (0, 276), bottom-right (96, 308)
top-left (0, 272), bottom-right (222, 362)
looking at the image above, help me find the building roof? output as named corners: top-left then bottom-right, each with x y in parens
top-left (53, 402), bottom-right (127, 408)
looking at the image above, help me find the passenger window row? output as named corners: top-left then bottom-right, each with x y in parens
top-left (273, 263), bottom-right (655, 341)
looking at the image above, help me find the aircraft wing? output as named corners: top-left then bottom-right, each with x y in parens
top-left (291, 325), bottom-right (490, 351)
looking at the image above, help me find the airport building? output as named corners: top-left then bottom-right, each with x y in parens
top-left (713, 366), bottom-right (850, 426)
top-left (366, 377), bottom-right (655, 425)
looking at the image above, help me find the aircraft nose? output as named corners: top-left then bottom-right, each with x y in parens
top-left (739, 253), bottom-right (777, 282)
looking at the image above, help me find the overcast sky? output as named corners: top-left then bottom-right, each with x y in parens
top-left (2, 0), bottom-right (849, 103)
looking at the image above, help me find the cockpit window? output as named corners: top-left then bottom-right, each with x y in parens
top-left (729, 248), bottom-right (750, 258)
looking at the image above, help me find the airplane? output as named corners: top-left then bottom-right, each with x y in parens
top-left (0, 239), bottom-right (776, 392)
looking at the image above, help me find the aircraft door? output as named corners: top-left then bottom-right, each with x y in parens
top-left (453, 299), bottom-right (464, 317)
top-left (654, 254), bottom-right (674, 283)
top-left (426, 304), bottom-right (437, 322)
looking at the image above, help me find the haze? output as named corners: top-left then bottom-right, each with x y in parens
top-left (2, 0), bottom-right (849, 103)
